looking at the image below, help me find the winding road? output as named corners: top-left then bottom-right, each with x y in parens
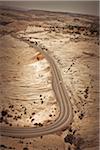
top-left (0, 39), bottom-right (73, 138)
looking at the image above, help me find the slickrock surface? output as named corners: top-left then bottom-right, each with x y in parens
top-left (0, 35), bottom-right (59, 127)
top-left (0, 8), bottom-right (99, 150)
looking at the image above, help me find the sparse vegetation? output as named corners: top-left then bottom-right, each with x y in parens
top-left (0, 7), bottom-right (99, 150)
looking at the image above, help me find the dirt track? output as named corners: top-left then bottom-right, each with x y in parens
top-left (0, 39), bottom-right (73, 138)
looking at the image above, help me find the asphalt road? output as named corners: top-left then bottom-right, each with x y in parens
top-left (0, 39), bottom-right (73, 138)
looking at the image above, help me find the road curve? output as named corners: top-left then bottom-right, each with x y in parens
top-left (0, 39), bottom-right (73, 138)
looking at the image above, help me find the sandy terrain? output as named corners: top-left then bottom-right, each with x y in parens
top-left (0, 8), bottom-right (99, 150)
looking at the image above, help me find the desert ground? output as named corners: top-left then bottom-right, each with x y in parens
top-left (0, 8), bottom-right (99, 150)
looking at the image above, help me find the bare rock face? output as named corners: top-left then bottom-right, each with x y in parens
top-left (0, 35), bottom-right (59, 128)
